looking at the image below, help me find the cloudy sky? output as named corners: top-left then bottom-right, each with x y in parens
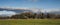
top-left (0, 0), bottom-right (60, 16)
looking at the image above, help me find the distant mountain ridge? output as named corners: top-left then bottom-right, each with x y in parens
top-left (0, 8), bottom-right (31, 13)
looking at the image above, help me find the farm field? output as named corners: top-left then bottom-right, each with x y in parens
top-left (0, 19), bottom-right (60, 25)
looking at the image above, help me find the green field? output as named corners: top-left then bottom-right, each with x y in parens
top-left (0, 19), bottom-right (60, 25)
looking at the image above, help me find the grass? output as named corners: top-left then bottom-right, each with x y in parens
top-left (0, 19), bottom-right (60, 25)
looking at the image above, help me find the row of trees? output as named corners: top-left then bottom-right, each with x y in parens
top-left (0, 12), bottom-right (60, 19)
top-left (11, 12), bottom-right (60, 19)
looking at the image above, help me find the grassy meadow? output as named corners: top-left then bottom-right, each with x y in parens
top-left (0, 19), bottom-right (60, 25)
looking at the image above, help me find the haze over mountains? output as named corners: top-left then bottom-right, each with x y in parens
top-left (0, 7), bottom-right (60, 16)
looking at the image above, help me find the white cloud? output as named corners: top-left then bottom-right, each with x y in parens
top-left (0, 10), bottom-right (16, 16)
top-left (28, 8), bottom-right (60, 13)
top-left (44, 8), bottom-right (60, 13)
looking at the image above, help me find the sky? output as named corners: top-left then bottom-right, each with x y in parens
top-left (0, 0), bottom-right (60, 9)
top-left (0, 0), bottom-right (60, 16)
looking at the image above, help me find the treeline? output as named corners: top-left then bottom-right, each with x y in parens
top-left (11, 12), bottom-right (60, 19)
top-left (0, 12), bottom-right (60, 19)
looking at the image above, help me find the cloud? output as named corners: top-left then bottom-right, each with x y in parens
top-left (29, 8), bottom-right (60, 13)
top-left (0, 10), bottom-right (16, 16)
top-left (44, 8), bottom-right (60, 13)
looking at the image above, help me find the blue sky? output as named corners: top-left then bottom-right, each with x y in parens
top-left (0, 0), bottom-right (60, 9)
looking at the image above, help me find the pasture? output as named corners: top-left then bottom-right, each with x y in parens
top-left (0, 19), bottom-right (60, 25)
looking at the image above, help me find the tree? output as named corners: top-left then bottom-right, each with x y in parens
top-left (11, 12), bottom-right (34, 19)
top-left (47, 13), bottom-right (50, 19)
